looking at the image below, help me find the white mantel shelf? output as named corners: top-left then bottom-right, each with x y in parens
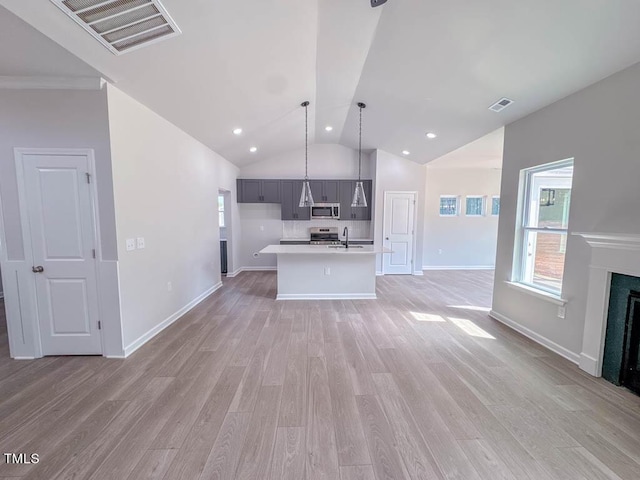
top-left (572, 232), bottom-right (640, 250)
top-left (573, 231), bottom-right (640, 377)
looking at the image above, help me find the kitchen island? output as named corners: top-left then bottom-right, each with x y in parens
top-left (260, 244), bottom-right (391, 300)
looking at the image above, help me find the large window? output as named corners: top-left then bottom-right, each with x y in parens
top-left (515, 160), bottom-right (573, 295)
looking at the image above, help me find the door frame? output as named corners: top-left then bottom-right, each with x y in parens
top-left (8, 147), bottom-right (104, 357)
top-left (382, 191), bottom-right (418, 275)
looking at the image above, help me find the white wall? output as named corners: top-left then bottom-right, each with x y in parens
top-left (240, 143), bottom-right (372, 179)
top-left (0, 88), bottom-right (122, 358)
top-left (372, 150), bottom-right (426, 274)
top-left (107, 85), bottom-right (236, 352)
top-left (493, 60), bottom-right (640, 360)
top-left (237, 143), bottom-right (373, 271)
top-left (423, 168), bottom-right (501, 269)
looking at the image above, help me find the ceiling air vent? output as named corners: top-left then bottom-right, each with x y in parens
top-left (489, 97), bottom-right (514, 112)
top-left (51, 0), bottom-right (181, 55)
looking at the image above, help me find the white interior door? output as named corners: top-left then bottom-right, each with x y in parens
top-left (19, 152), bottom-right (102, 355)
top-left (383, 192), bottom-right (416, 275)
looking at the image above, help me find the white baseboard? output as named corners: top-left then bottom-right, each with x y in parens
top-left (0, 292), bottom-right (3, 299)
top-left (413, 270), bottom-right (424, 276)
top-left (228, 266), bottom-right (276, 278)
top-left (489, 310), bottom-right (580, 364)
top-left (276, 293), bottom-right (377, 300)
top-left (123, 282), bottom-right (223, 357)
top-left (12, 356), bottom-right (35, 360)
top-left (422, 265), bottom-right (495, 271)
top-left (579, 353), bottom-right (600, 376)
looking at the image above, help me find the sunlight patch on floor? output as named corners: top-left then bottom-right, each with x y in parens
top-left (410, 311), bottom-right (446, 322)
top-left (448, 305), bottom-right (491, 313)
top-left (448, 317), bottom-right (496, 339)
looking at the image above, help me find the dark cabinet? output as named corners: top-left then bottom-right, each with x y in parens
top-left (280, 180), bottom-right (311, 220)
top-left (237, 179), bottom-right (281, 203)
top-left (309, 180), bottom-right (340, 203)
top-left (340, 180), bottom-right (372, 220)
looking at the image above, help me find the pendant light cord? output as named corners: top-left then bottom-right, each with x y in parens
top-left (358, 105), bottom-right (362, 181)
top-left (304, 101), bottom-right (309, 181)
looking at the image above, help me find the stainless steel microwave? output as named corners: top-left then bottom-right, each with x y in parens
top-left (310, 203), bottom-right (340, 219)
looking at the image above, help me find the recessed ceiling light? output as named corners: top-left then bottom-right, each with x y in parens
top-left (426, 132), bottom-right (437, 139)
top-left (325, 126), bottom-right (333, 132)
top-left (249, 146), bottom-right (257, 153)
top-left (402, 150), bottom-right (410, 155)
top-left (233, 128), bottom-right (243, 135)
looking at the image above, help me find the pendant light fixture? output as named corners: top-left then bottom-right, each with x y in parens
top-left (352, 102), bottom-right (368, 208)
top-left (298, 101), bottom-right (315, 207)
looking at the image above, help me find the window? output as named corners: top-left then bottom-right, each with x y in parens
top-left (491, 196), bottom-right (500, 216)
top-left (465, 196), bottom-right (485, 216)
top-left (439, 196), bottom-right (459, 216)
top-left (515, 159), bottom-right (573, 295)
top-left (218, 194), bottom-right (225, 227)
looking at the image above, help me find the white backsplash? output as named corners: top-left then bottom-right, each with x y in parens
top-left (283, 220), bottom-right (372, 239)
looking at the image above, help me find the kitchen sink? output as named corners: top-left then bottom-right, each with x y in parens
top-left (327, 245), bottom-right (364, 249)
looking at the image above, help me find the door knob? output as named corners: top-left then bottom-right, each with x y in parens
top-left (32, 266), bottom-right (44, 273)
top-left (385, 237), bottom-right (389, 240)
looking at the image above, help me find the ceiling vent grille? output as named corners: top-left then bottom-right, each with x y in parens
top-left (489, 97), bottom-right (514, 112)
top-left (51, 0), bottom-right (181, 55)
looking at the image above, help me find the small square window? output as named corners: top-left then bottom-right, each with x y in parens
top-left (439, 196), bottom-right (459, 216)
top-left (491, 196), bottom-right (500, 216)
top-left (465, 196), bottom-right (485, 216)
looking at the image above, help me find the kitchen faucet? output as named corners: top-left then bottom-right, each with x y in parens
top-left (343, 226), bottom-right (349, 248)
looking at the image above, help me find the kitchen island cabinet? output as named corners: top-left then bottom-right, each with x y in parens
top-left (260, 244), bottom-right (391, 300)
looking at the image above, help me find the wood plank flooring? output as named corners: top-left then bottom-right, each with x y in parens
top-left (1, 271), bottom-right (640, 479)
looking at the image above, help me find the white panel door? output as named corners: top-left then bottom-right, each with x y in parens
top-left (383, 192), bottom-right (415, 275)
top-left (21, 153), bottom-right (102, 355)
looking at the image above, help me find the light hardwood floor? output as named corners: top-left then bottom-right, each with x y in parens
top-left (1, 271), bottom-right (640, 479)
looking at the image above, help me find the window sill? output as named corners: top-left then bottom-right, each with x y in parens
top-left (504, 281), bottom-right (567, 306)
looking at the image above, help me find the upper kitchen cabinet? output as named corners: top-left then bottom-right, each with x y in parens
top-left (309, 180), bottom-right (340, 203)
top-left (237, 179), bottom-right (281, 203)
top-left (339, 180), bottom-right (372, 220)
top-left (280, 180), bottom-right (311, 220)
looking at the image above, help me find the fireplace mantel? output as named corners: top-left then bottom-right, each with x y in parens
top-left (573, 231), bottom-right (640, 376)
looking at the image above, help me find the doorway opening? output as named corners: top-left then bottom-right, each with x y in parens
top-left (219, 189), bottom-right (233, 277)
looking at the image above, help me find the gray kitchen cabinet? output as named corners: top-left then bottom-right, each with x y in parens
top-left (339, 180), bottom-right (372, 220)
top-left (310, 180), bottom-right (340, 203)
top-left (237, 179), bottom-right (281, 203)
top-left (280, 180), bottom-right (311, 220)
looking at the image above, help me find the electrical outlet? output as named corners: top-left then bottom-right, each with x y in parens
top-left (324, 267), bottom-right (330, 275)
top-left (438, 249), bottom-right (443, 255)
top-left (557, 306), bottom-right (566, 319)
top-left (126, 238), bottom-right (135, 251)
top-left (167, 282), bottom-right (172, 292)
top-left (136, 237), bottom-right (145, 249)
top-left (260, 225), bottom-right (264, 231)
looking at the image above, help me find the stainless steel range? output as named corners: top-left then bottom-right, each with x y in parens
top-left (309, 227), bottom-right (342, 245)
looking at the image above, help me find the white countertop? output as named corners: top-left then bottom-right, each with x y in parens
top-left (279, 238), bottom-right (373, 242)
top-left (261, 244), bottom-right (391, 255)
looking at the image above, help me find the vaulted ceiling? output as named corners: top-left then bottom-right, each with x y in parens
top-left (3, 0), bottom-right (640, 167)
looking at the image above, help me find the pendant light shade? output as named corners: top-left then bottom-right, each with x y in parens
top-left (299, 101), bottom-right (315, 207)
top-left (352, 181), bottom-right (367, 207)
top-left (352, 102), bottom-right (368, 208)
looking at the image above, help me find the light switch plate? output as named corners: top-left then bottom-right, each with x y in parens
top-left (557, 306), bottom-right (566, 319)
top-left (136, 237), bottom-right (145, 249)
top-left (126, 238), bottom-right (135, 251)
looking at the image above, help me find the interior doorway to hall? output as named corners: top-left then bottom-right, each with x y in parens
top-left (219, 189), bottom-right (232, 276)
